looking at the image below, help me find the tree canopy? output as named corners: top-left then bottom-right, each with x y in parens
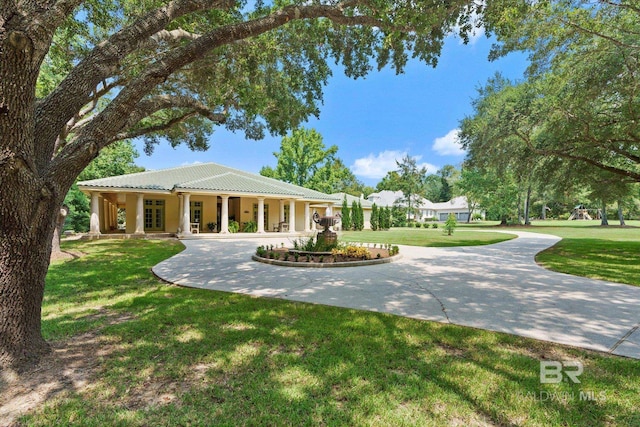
top-left (260, 128), bottom-right (338, 187)
top-left (459, 1), bottom-right (640, 223)
top-left (394, 155), bottom-right (428, 220)
top-left (481, 0), bottom-right (640, 182)
top-left (1, 0), bottom-right (489, 369)
top-left (260, 127), bottom-right (366, 194)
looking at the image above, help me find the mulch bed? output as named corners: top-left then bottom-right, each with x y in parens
top-left (257, 248), bottom-right (391, 264)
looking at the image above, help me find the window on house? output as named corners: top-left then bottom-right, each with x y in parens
top-left (284, 204), bottom-right (290, 223)
top-left (144, 199), bottom-right (165, 231)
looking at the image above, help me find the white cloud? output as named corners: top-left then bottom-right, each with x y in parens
top-left (432, 129), bottom-right (466, 156)
top-left (351, 150), bottom-right (438, 179)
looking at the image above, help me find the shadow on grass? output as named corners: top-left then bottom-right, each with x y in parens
top-left (29, 240), bottom-right (640, 426)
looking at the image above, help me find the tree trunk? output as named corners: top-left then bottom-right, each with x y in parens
top-left (600, 200), bottom-right (609, 226)
top-left (0, 175), bottom-right (61, 370)
top-left (51, 205), bottom-right (69, 257)
top-left (617, 200), bottom-right (626, 226)
top-left (524, 184), bottom-right (532, 225)
top-left (516, 189), bottom-right (522, 225)
top-left (541, 203), bottom-right (547, 220)
top-left (0, 29), bottom-right (62, 370)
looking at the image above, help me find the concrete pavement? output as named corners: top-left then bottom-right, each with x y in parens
top-left (152, 231), bottom-right (640, 359)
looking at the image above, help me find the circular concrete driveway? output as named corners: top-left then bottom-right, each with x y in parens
top-left (152, 231), bottom-right (640, 359)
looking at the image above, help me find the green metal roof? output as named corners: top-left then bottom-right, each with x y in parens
top-left (331, 192), bottom-right (374, 208)
top-left (77, 162), bottom-right (340, 202)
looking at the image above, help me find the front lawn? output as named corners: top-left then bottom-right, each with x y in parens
top-left (16, 239), bottom-right (640, 426)
top-left (340, 227), bottom-right (516, 247)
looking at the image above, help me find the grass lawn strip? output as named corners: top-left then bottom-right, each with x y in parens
top-left (341, 228), bottom-right (517, 248)
top-left (10, 238), bottom-right (640, 426)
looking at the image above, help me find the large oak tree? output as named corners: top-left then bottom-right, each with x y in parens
top-left (485, 0), bottom-right (640, 181)
top-left (0, 0), bottom-right (487, 370)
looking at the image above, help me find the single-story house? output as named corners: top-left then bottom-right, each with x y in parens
top-left (366, 191), bottom-right (480, 222)
top-left (431, 196), bottom-right (476, 221)
top-left (77, 162), bottom-right (358, 236)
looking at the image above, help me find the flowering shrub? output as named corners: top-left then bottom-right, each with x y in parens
top-left (332, 245), bottom-right (371, 260)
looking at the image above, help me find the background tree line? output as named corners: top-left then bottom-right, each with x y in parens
top-left (457, 0), bottom-right (640, 226)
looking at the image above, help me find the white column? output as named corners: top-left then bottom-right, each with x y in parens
top-left (304, 202), bottom-right (311, 232)
top-left (289, 199), bottom-right (296, 232)
top-left (279, 199), bottom-right (285, 223)
top-left (134, 193), bottom-right (145, 234)
top-left (257, 197), bottom-right (265, 233)
top-left (89, 192), bottom-right (101, 235)
top-left (182, 193), bottom-right (192, 236)
top-left (220, 195), bottom-right (229, 233)
top-left (177, 194), bottom-right (184, 233)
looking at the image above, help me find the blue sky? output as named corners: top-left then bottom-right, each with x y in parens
top-left (133, 32), bottom-right (528, 187)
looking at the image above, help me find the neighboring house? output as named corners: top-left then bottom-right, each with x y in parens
top-left (366, 191), bottom-right (479, 222)
top-left (432, 196), bottom-right (475, 222)
top-left (366, 190), bottom-right (403, 208)
top-left (330, 192), bottom-right (373, 230)
top-left (77, 162), bottom-right (349, 236)
top-left (415, 198), bottom-right (437, 220)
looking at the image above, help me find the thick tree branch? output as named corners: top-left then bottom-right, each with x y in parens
top-left (98, 94), bottom-right (227, 141)
top-left (34, 0), bottom-right (235, 172)
top-left (53, 79), bottom-right (125, 154)
top-left (39, 0), bottom-right (85, 33)
top-left (152, 28), bottom-right (201, 42)
top-left (562, 17), bottom-right (640, 50)
top-left (600, 1), bottom-right (640, 15)
top-left (607, 146), bottom-right (640, 164)
top-left (128, 95), bottom-right (224, 124)
top-left (518, 134), bottom-right (640, 182)
top-left (46, 1), bottom-right (413, 183)
top-left (111, 111), bottom-right (223, 142)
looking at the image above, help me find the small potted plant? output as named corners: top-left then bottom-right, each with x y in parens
top-left (207, 222), bottom-right (217, 232)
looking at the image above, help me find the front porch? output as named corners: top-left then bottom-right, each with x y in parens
top-left (79, 229), bottom-right (313, 241)
top-left (84, 190), bottom-right (332, 238)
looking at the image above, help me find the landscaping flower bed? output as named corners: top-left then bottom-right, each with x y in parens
top-left (253, 241), bottom-right (400, 268)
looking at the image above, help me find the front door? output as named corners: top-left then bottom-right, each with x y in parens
top-left (144, 199), bottom-right (165, 231)
top-left (190, 201), bottom-right (202, 231)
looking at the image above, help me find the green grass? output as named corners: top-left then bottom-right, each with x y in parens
top-left (459, 220), bottom-right (640, 287)
top-left (341, 227), bottom-right (516, 247)
top-left (21, 239), bottom-right (640, 425)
